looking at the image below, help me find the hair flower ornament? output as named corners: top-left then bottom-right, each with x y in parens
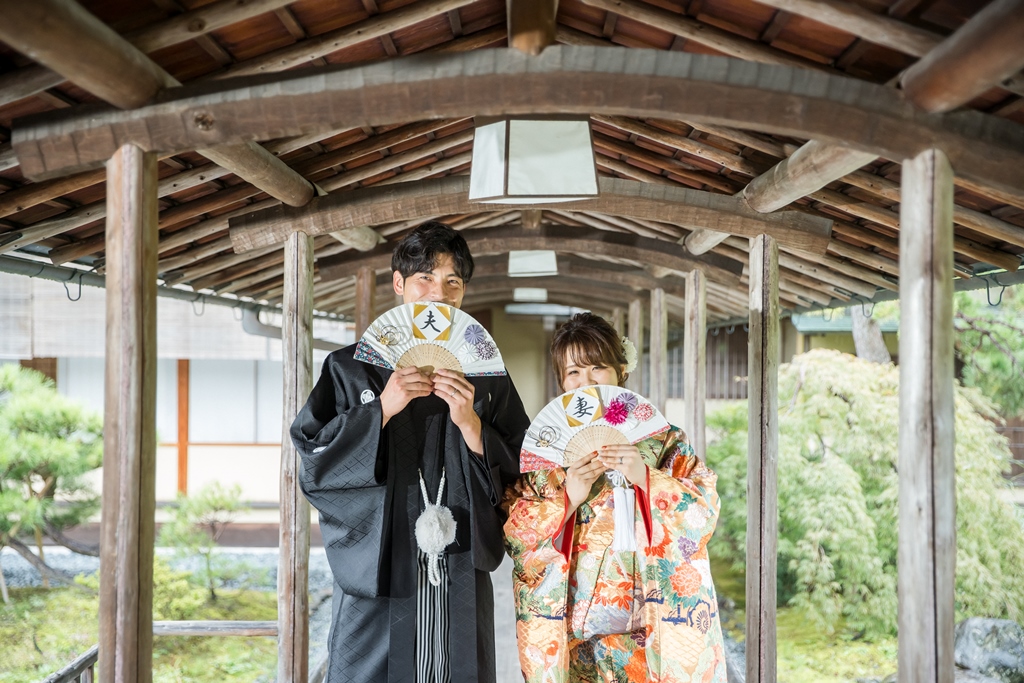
top-left (621, 336), bottom-right (638, 374)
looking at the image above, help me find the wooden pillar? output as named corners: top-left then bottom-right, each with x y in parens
top-left (176, 359), bottom-right (189, 495)
top-left (626, 297), bottom-right (644, 394)
top-left (279, 231), bottom-right (313, 683)
top-left (355, 265), bottom-right (376, 338)
top-left (649, 288), bottom-right (668, 413)
top-left (746, 234), bottom-right (779, 683)
top-left (98, 144), bottom-right (158, 683)
top-left (611, 306), bottom-right (624, 337)
top-left (683, 270), bottom-right (707, 459)
top-left (897, 149), bottom-right (955, 683)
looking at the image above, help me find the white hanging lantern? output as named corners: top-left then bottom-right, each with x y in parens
top-left (513, 287), bottom-right (549, 303)
top-left (468, 116), bottom-right (599, 204)
top-left (508, 250), bottom-right (559, 277)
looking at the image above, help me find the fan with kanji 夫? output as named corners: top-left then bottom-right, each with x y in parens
top-left (354, 302), bottom-right (506, 376)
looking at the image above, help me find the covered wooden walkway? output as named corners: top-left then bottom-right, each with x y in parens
top-left (2, 0), bottom-right (1023, 681)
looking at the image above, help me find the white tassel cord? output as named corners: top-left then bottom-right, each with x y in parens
top-left (607, 470), bottom-right (638, 552)
top-left (415, 468), bottom-right (457, 587)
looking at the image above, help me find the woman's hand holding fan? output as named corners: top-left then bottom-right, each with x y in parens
top-left (596, 444), bottom-right (646, 488)
top-left (564, 452), bottom-right (608, 512)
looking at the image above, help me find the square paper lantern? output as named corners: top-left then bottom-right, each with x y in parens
top-left (469, 117), bottom-right (599, 204)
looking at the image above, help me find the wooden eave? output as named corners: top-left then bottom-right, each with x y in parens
top-left (0, 0), bottom-right (1022, 324)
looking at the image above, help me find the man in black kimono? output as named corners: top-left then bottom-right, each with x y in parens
top-left (291, 221), bottom-right (529, 683)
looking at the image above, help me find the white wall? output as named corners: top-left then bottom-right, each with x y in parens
top-left (58, 357), bottom-right (178, 442)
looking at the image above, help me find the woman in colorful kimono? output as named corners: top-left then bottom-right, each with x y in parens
top-left (503, 312), bottom-right (727, 683)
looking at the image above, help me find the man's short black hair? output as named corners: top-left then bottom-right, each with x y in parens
top-left (391, 221), bottom-right (475, 283)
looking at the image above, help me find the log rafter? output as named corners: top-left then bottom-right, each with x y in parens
top-left (228, 175), bottom-right (832, 256)
top-left (12, 48), bottom-right (1024, 206)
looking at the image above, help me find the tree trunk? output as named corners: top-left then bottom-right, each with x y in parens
top-left (851, 307), bottom-right (891, 363)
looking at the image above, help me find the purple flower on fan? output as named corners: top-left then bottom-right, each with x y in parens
top-left (604, 399), bottom-right (629, 426)
top-left (617, 392), bottom-right (639, 412)
top-left (464, 324), bottom-right (487, 345)
top-left (475, 340), bottom-right (497, 360)
top-left (677, 536), bottom-right (697, 559)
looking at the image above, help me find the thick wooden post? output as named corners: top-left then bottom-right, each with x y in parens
top-left (746, 234), bottom-right (779, 683)
top-left (355, 265), bottom-right (376, 338)
top-left (279, 231), bottom-right (313, 683)
top-left (649, 288), bottom-right (668, 413)
top-left (98, 144), bottom-right (158, 683)
top-left (683, 270), bottom-right (707, 459)
top-left (897, 149), bottom-right (955, 683)
top-left (626, 297), bottom-right (644, 394)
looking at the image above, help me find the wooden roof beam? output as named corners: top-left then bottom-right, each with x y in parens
top-left (0, 0), bottom-right (314, 208)
top-left (13, 49), bottom-right (1024, 203)
top-left (228, 175), bottom-right (831, 256)
top-left (577, 0), bottom-right (831, 72)
top-left (215, 0), bottom-right (479, 78)
top-left (901, 0), bottom-right (1024, 113)
top-left (754, 0), bottom-right (1024, 100)
top-left (317, 224), bottom-right (746, 283)
top-left (0, 0), bottom-right (299, 108)
top-left (753, 0), bottom-right (939, 58)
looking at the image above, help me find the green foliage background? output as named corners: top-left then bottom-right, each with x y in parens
top-left (157, 483), bottom-right (256, 602)
top-left (0, 365), bottom-right (102, 548)
top-left (707, 349), bottom-right (1024, 639)
top-left (869, 285), bottom-right (1024, 418)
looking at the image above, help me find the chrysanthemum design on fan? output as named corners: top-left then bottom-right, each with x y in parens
top-left (520, 385), bottom-right (670, 472)
top-left (354, 301), bottom-right (506, 376)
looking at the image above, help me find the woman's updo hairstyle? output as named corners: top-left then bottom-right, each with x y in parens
top-left (550, 312), bottom-right (629, 390)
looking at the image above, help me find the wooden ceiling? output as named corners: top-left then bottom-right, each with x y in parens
top-left (0, 0), bottom-right (1022, 325)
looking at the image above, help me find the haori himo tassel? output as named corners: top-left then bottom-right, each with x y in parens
top-left (606, 469), bottom-right (637, 552)
top-left (415, 467), bottom-right (457, 586)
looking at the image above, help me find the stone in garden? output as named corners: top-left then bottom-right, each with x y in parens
top-left (872, 669), bottom-right (1002, 683)
top-left (954, 618), bottom-right (1024, 683)
top-left (723, 633), bottom-right (745, 683)
top-left (956, 669), bottom-right (1004, 683)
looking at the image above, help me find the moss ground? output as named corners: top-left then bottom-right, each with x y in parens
top-left (712, 558), bottom-right (898, 683)
top-left (0, 586), bottom-right (276, 683)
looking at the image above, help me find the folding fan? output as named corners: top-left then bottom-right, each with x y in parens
top-left (354, 302), bottom-right (507, 376)
top-left (520, 385), bottom-right (671, 472)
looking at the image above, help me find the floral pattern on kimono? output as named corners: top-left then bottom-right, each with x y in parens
top-left (503, 427), bottom-right (727, 683)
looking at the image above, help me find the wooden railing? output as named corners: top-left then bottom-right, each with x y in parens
top-left (39, 621), bottom-right (329, 683)
top-left (41, 645), bottom-right (97, 683)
